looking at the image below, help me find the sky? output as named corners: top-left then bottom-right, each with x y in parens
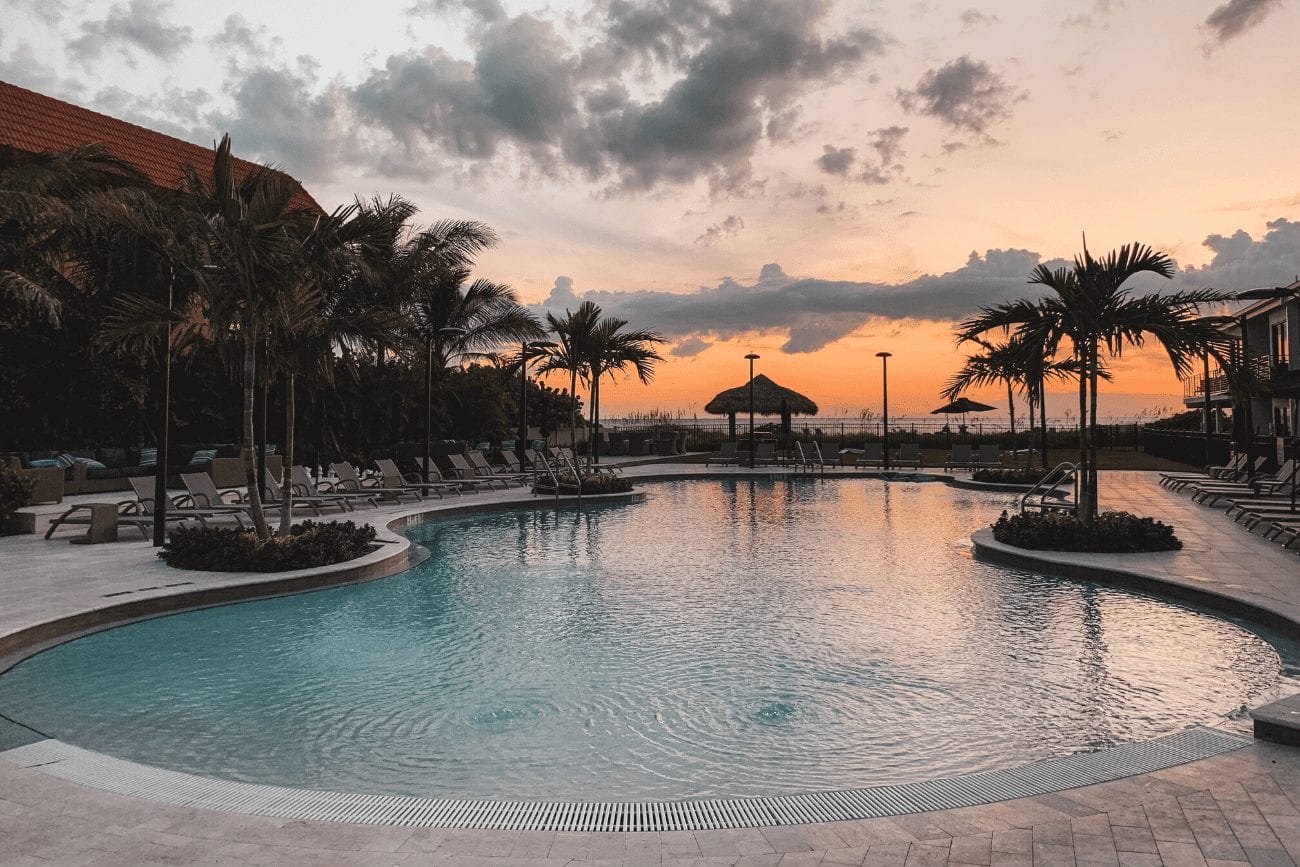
top-left (3, 0), bottom-right (1300, 420)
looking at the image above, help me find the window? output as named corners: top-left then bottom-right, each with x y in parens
top-left (1272, 319), bottom-right (1289, 367)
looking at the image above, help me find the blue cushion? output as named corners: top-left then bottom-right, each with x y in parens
top-left (72, 457), bottom-right (108, 470)
top-left (28, 458), bottom-right (59, 468)
top-left (138, 447), bottom-right (158, 466)
top-left (190, 448), bottom-right (218, 464)
top-left (264, 444), bottom-right (277, 455)
top-left (54, 453), bottom-right (75, 469)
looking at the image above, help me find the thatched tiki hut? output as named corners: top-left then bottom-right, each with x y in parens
top-left (705, 374), bottom-right (819, 440)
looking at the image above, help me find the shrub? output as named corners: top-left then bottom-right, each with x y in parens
top-left (160, 520), bottom-right (378, 572)
top-left (533, 473), bottom-right (634, 495)
top-left (0, 465), bottom-right (34, 535)
top-left (971, 467), bottom-right (1049, 485)
top-left (991, 510), bottom-right (1181, 553)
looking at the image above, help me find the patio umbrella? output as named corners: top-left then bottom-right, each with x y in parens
top-left (931, 396), bottom-right (997, 441)
top-left (705, 374), bottom-right (818, 440)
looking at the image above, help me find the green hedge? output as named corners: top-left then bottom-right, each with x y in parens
top-left (533, 473), bottom-right (634, 495)
top-left (992, 510), bottom-right (1181, 552)
top-left (160, 520), bottom-right (378, 572)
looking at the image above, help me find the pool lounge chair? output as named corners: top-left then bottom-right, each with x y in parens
top-left (445, 453), bottom-right (513, 490)
top-left (376, 458), bottom-right (461, 498)
top-left (180, 472), bottom-right (255, 512)
top-left (895, 443), bottom-right (922, 469)
top-left (1161, 455), bottom-right (1259, 490)
top-left (43, 499), bottom-right (194, 540)
top-left (468, 450), bottom-right (530, 487)
top-left (262, 470), bottom-right (354, 514)
top-left (752, 441), bottom-right (777, 467)
top-left (294, 465), bottom-right (380, 508)
top-left (1264, 520), bottom-right (1300, 550)
top-left (131, 475), bottom-right (248, 525)
top-left (418, 458), bottom-right (492, 493)
top-left (974, 445), bottom-right (1002, 468)
top-left (944, 444), bottom-right (974, 471)
top-left (329, 462), bottom-right (419, 503)
top-left (1189, 460), bottom-right (1296, 505)
top-left (854, 443), bottom-right (884, 468)
top-left (706, 441), bottom-right (739, 467)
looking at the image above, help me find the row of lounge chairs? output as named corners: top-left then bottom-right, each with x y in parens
top-left (704, 441), bottom-right (1004, 472)
top-left (1157, 455), bottom-right (1300, 553)
top-left (44, 448), bottom-right (593, 540)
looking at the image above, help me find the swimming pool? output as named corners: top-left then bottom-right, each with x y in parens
top-left (0, 478), bottom-right (1291, 801)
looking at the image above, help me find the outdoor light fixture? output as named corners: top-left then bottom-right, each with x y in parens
top-left (876, 351), bottom-right (892, 471)
top-left (745, 353), bottom-right (760, 469)
top-left (425, 326), bottom-right (467, 484)
top-left (520, 340), bottom-right (557, 468)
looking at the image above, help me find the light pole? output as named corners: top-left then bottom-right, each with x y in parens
top-left (426, 326), bottom-right (467, 483)
top-left (745, 353), bottom-right (760, 469)
top-left (151, 267), bottom-right (175, 547)
top-left (520, 341), bottom-right (557, 468)
top-left (877, 351), bottom-right (892, 471)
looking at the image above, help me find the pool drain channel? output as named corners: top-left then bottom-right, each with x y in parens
top-left (1, 727), bottom-right (1249, 831)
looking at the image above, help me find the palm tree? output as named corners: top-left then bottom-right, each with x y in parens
top-left (181, 134), bottom-right (315, 539)
top-left (960, 240), bottom-right (1230, 520)
top-left (399, 238), bottom-right (542, 478)
top-left (582, 307), bottom-right (665, 462)
top-left (943, 338), bottom-right (1023, 453)
top-left (535, 302), bottom-right (603, 453)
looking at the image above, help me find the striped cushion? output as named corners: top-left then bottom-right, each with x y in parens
top-left (138, 447), bottom-right (158, 466)
top-left (190, 448), bottom-right (218, 464)
top-left (72, 456), bottom-right (107, 470)
top-left (28, 458), bottom-right (59, 468)
top-left (54, 453), bottom-right (75, 469)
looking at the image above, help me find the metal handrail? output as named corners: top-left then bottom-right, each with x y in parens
top-left (555, 449), bottom-right (583, 502)
top-left (1019, 462), bottom-right (1078, 513)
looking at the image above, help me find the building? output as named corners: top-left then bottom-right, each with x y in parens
top-left (0, 78), bottom-right (321, 212)
top-left (1183, 279), bottom-right (1300, 440)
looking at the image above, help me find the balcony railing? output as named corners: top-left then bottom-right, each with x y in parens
top-left (1183, 354), bottom-right (1276, 399)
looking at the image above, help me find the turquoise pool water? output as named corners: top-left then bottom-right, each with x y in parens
top-left (0, 479), bottom-right (1291, 800)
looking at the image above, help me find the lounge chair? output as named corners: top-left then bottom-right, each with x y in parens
top-left (944, 444), bottom-right (974, 471)
top-left (376, 458), bottom-right (461, 498)
top-left (974, 445), bottom-right (1002, 468)
top-left (1236, 505), bottom-right (1300, 531)
top-left (752, 441), bottom-right (777, 467)
top-left (418, 457), bottom-right (492, 493)
top-left (895, 443), bottom-right (922, 469)
top-left (467, 450), bottom-right (530, 487)
top-left (132, 475), bottom-right (248, 525)
top-left (855, 443), bottom-right (884, 468)
top-left (445, 453), bottom-right (512, 490)
top-left (262, 470), bottom-right (354, 514)
top-left (1264, 520), bottom-right (1300, 549)
top-left (706, 441), bottom-right (739, 467)
top-left (294, 465), bottom-right (380, 508)
top-left (43, 499), bottom-right (193, 540)
top-left (180, 471), bottom-right (253, 510)
top-left (1189, 460), bottom-right (1296, 505)
top-left (330, 462), bottom-right (419, 503)
top-left (1160, 454), bottom-right (1256, 490)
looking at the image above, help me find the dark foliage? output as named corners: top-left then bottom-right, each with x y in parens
top-left (533, 473), bottom-right (634, 495)
top-left (0, 465), bottom-right (33, 534)
top-left (971, 467), bottom-right (1049, 484)
top-left (159, 520), bottom-right (378, 572)
top-left (991, 510), bottom-right (1181, 552)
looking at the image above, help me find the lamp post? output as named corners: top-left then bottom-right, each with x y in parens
top-left (520, 341), bottom-right (557, 468)
top-left (745, 353), bottom-right (760, 468)
top-left (425, 326), bottom-right (467, 483)
top-left (876, 351), bottom-right (892, 471)
top-left (1203, 350), bottom-right (1213, 470)
top-left (151, 268), bottom-right (175, 547)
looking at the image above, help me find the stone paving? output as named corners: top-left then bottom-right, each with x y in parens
top-left (2, 467), bottom-right (1299, 865)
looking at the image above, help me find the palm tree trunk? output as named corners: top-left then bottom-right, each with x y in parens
top-left (590, 372), bottom-right (601, 463)
top-left (1006, 380), bottom-right (1016, 465)
top-left (243, 334), bottom-right (271, 539)
top-left (1076, 345), bottom-right (1089, 522)
top-left (1088, 338), bottom-right (1100, 521)
top-left (569, 368), bottom-right (578, 451)
top-left (1039, 375), bottom-right (1049, 471)
top-left (278, 372), bottom-right (296, 536)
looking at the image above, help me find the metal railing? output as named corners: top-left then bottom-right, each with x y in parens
top-left (1019, 462), bottom-right (1078, 514)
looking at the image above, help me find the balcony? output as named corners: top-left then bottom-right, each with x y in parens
top-left (1182, 354), bottom-right (1275, 401)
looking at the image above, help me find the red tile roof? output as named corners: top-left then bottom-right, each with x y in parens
top-left (0, 79), bottom-right (324, 213)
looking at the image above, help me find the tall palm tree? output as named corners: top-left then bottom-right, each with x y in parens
top-left (400, 244), bottom-right (542, 477)
top-left (535, 302), bottom-right (603, 453)
top-left (960, 240), bottom-right (1230, 520)
top-left (583, 308), bottom-right (665, 462)
top-left (943, 338), bottom-right (1023, 451)
top-left (181, 134), bottom-right (314, 539)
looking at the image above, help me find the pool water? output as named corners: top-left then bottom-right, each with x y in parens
top-left (0, 479), bottom-right (1292, 800)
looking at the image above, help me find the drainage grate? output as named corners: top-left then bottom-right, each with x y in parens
top-left (1, 727), bottom-right (1249, 831)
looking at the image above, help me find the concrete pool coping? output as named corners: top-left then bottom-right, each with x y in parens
top-left (4, 468), bottom-right (1300, 858)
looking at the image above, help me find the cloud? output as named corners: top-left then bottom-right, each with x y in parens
top-left (959, 9), bottom-right (998, 28)
top-left (210, 13), bottom-right (280, 64)
top-left (406, 0), bottom-right (506, 25)
top-left (530, 218), bottom-right (1300, 354)
top-left (348, 0), bottom-right (886, 193)
top-left (4, 0), bottom-right (70, 24)
top-left (1175, 218), bottom-right (1300, 290)
top-left (67, 0), bottom-right (193, 64)
top-left (817, 145), bottom-right (856, 176)
top-left (896, 56), bottom-right (1026, 139)
top-left (817, 126), bottom-right (908, 184)
top-left (695, 215), bottom-right (744, 246)
top-left (1202, 0), bottom-right (1285, 48)
top-left (670, 336), bottom-right (713, 357)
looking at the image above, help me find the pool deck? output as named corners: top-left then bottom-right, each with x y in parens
top-left (3, 467), bottom-right (1300, 865)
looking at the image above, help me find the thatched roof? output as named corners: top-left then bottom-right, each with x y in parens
top-left (704, 374), bottom-right (819, 416)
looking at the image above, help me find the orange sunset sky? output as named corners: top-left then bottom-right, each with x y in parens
top-left (5, 0), bottom-right (1299, 419)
